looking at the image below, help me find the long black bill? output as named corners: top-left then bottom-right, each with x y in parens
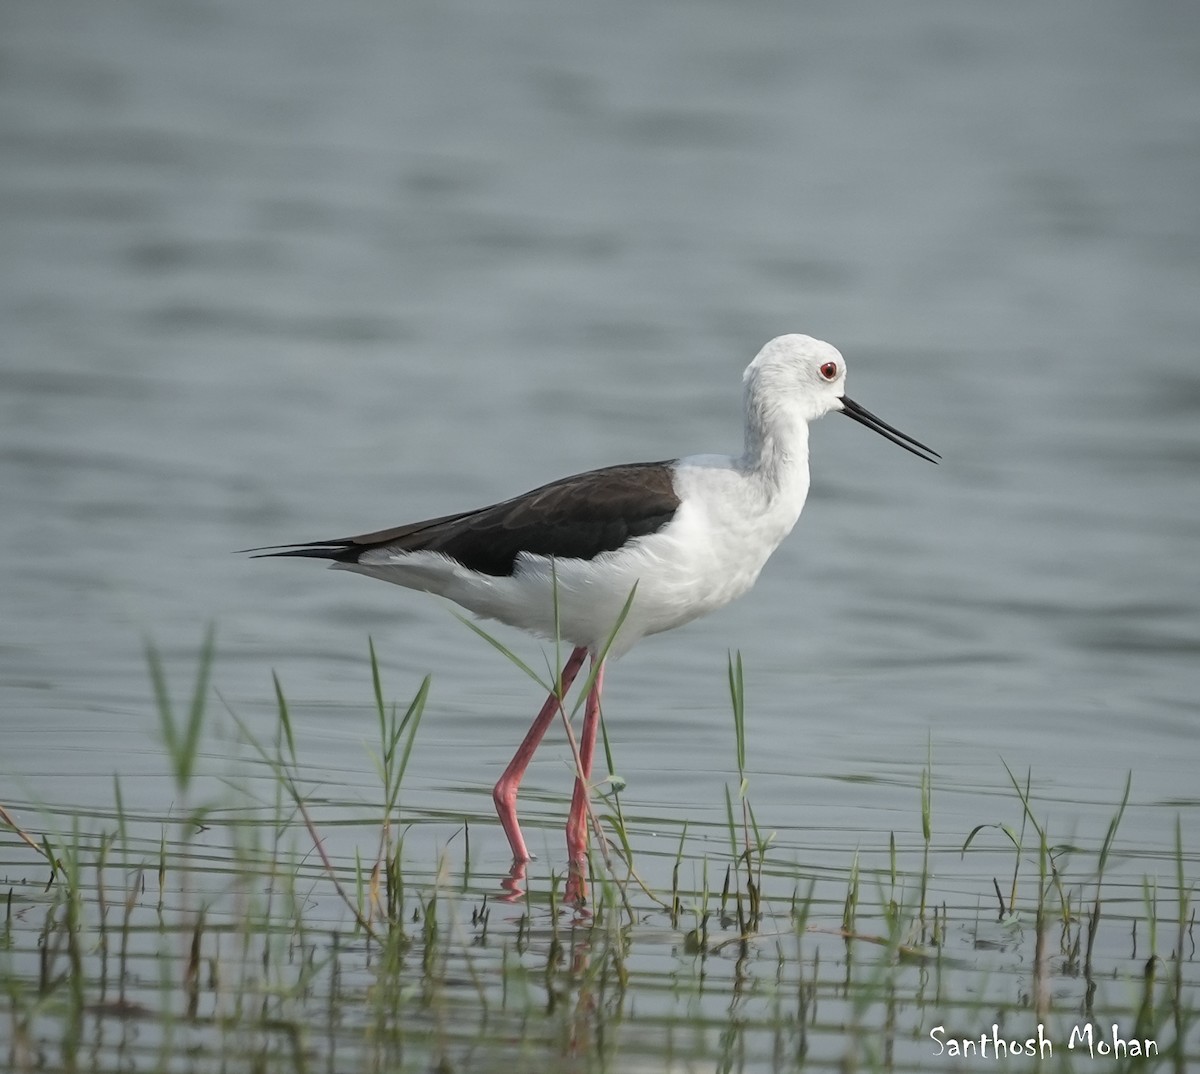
top-left (840, 396), bottom-right (940, 463)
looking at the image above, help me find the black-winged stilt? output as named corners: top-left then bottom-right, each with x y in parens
top-left (250, 334), bottom-right (938, 895)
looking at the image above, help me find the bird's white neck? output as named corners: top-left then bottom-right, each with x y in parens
top-left (738, 377), bottom-right (812, 499)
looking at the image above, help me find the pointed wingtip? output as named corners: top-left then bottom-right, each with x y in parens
top-left (237, 541), bottom-right (357, 560)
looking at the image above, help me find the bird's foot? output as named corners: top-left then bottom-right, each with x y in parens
top-left (498, 860), bottom-right (528, 903)
top-left (564, 875), bottom-right (587, 906)
top-left (564, 850), bottom-right (589, 906)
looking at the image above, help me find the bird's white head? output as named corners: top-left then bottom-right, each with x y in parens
top-left (744, 334), bottom-right (848, 423)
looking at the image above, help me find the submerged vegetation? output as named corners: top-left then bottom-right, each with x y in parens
top-left (1, 633), bottom-right (1196, 1072)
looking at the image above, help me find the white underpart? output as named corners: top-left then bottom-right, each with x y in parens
top-left (343, 334), bottom-right (845, 658)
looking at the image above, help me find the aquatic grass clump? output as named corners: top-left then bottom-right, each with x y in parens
top-left (721, 650), bottom-right (770, 938)
top-left (228, 640), bottom-right (431, 954)
top-left (0, 631), bottom-right (1197, 1072)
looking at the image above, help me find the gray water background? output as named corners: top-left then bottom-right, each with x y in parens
top-left (2, 1), bottom-right (1198, 873)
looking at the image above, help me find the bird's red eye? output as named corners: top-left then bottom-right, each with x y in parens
top-left (819, 361), bottom-right (839, 380)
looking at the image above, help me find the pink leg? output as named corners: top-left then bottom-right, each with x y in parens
top-left (492, 646), bottom-right (588, 863)
top-left (565, 657), bottom-right (605, 873)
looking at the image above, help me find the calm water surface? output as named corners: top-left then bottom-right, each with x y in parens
top-left (2, 2), bottom-right (1198, 898)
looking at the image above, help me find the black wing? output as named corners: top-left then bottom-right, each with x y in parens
top-left (248, 460), bottom-right (681, 578)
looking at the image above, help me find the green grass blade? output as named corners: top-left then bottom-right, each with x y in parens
top-left (1095, 769), bottom-right (1131, 885)
top-left (272, 671), bottom-right (297, 767)
top-left (369, 637), bottom-right (387, 736)
top-left (727, 651), bottom-right (746, 778)
top-left (452, 613), bottom-right (549, 691)
top-left (723, 783), bottom-right (738, 859)
top-left (390, 675), bottom-right (431, 803)
top-left (181, 626), bottom-right (216, 784)
top-left (146, 628), bottom-right (214, 791)
top-left (146, 641), bottom-right (176, 759)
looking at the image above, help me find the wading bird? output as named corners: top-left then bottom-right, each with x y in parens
top-left (249, 334), bottom-right (938, 899)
